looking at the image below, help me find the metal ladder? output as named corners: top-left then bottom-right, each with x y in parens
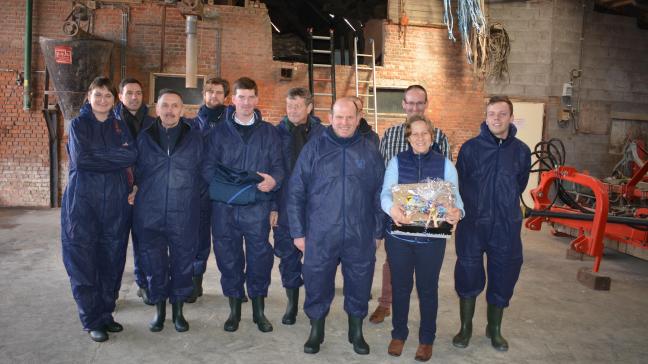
top-left (354, 36), bottom-right (378, 130)
top-left (308, 28), bottom-right (336, 113)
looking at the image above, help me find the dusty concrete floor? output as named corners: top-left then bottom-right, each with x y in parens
top-left (1, 208), bottom-right (647, 364)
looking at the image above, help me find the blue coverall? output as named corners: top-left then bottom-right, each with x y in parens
top-left (113, 102), bottom-right (155, 290)
top-left (202, 111), bottom-right (284, 299)
top-left (287, 127), bottom-right (385, 320)
top-left (133, 118), bottom-right (204, 304)
top-left (273, 115), bottom-right (325, 289)
top-left (61, 103), bottom-right (137, 331)
top-left (454, 122), bottom-right (531, 308)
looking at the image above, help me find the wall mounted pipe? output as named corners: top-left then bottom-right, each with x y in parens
top-left (23, 0), bottom-right (33, 110)
top-left (120, 8), bottom-right (129, 80)
top-left (185, 15), bottom-right (198, 88)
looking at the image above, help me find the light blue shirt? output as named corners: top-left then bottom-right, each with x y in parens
top-left (381, 156), bottom-right (465, 218)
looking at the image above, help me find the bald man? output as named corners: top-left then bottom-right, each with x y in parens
top-left (287, 97), bottom-right (385, 355)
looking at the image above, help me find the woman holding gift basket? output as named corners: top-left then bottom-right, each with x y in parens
top-left (380, 115), bottom-right (464, 361)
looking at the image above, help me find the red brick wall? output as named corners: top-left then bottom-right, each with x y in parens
top-left (1, 1), bottom-right (485, 207)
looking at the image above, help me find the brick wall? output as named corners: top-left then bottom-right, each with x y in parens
top-left (1, 0), bottom-right (485, 206)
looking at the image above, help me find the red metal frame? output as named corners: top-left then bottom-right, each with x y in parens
top-left (526, 166), bottom-right (648, 273)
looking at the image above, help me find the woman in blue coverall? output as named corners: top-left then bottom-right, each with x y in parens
top-left (60, 77), bottom-right (137, 342)
top-left (381, 115), bottom-right (463, 361)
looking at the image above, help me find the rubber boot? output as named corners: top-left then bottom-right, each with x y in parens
top-left (185, 275), bottom-right (203, 304)
top-left (452, 297), bottom-right (476, 348)
top-left (88, 330), bottom-right (108, 342)
top-left (251, 296), bottom-right (273, 332)
top-left (149, 301), bottom-right (166, 332)
top-left (281, 288), bottom-right (299, 325)
top-left (303, 318), bottom-right (325, 354)
top-left (348, 315), bottom-right (370, 355)
top-left (172, 301), bottom-right (189, 332)
top-left (224, 297), bottom-right (242, 332)
top-left (486, 304), bottom-right (509, 351)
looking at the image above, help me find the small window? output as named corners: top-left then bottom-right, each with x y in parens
top-left (376, 87), bottom-right (405, 114)
top-left (149, 73), bottom-right (205, 106)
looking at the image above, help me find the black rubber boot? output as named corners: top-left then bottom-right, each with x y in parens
top-left (251, 296), bottom-right (273, 332)
top-left (172, 301), bottom-right (189, 332)
top-left (185, 275), bottom-right (203, 304)
top-left (281, 288), bottom-right (299, 325)
top-left (303, 318), bottom-right (325, 354)
top-left (486, 304), bottom-right (509, 352)
top-left (137, 286), bottom-right (154, 306)
top-left (452, 297), bottom-right (476, 348)
top-left (224, 297), bottom-right (242, 332)
top-left (348, 315), bottom-right (370, 355)
top-left (104, 319), bottom-right (123, 333)
top-left (149, 301), bottom-right (166, 332)
top-left (88, 330), bottom-right (108, 342)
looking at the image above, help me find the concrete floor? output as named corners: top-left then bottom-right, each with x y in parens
top-left (1, 208), bottom-right (647, 364)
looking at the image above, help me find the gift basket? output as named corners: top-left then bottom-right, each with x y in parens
top-left (391, 178), bottom-right (457, 239)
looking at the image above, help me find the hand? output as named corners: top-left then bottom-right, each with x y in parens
top-left (445, 207), bottom-right (461, 226)
top-left (390, 205), bottom-right (411, 226)
top-left (128, 185), bottom-right (138, 205)
top-left (257, 172), bottom-right (277, 192)
top-left (269, 211), bottom-right (278, 227)
top-left (294, 237), bottom-right (305, 253)
top-left (375, 239), bottom-right (383, 249)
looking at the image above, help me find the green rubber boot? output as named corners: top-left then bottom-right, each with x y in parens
top-left (149, 301), bottom-right (166, 332)
top-left (281, 288), bottom-right (299, 325)
top-left (251, 296), bottom-right (273, 332)
top-left (172, 302), bottom-right (189, 332)
top-left (348, 315), bottom-right (369, 355)
top-left (185, 275), bottom-right (203, 304)
top-left (304, 318), bottom-right (325, 354)
top-left (486, 304), bottom-right (509, 352)
top-left (224, 297), bottom-right (242, 332)
top-left (452, 297), bottom-right (476, 348)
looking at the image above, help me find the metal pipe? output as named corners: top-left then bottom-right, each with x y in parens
top-left (120, 8), bottom-right (129, 80)
top-left (160, 5), bottom-right (166, 73)
top-left (525, 209), bottom-right (648, 227)
top-left (23, 0), bottom-right (33, 110)
top-left (185, 15), bottom-right (198, 88)
top-left (329, 28), bottom-right (336, 104)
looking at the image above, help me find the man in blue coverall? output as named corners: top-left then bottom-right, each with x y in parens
top-left (115, 77), bottom-right (155, 306)
top-left (202, 77), bottom-right (284, 333)
top-left (133, 89), bottom-right (204, 333)
top-left (287, 97), bottom-right (385, 355)
top-left (186, 76), bottom-right (229, 304)
top-left (452, 96), bottom-right (531, 352)
top-left (271, 87), bottom-right (325, 325)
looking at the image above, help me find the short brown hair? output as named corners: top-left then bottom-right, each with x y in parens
top-left (287, 87), bottom-right (313, 105)
top-left (404, 114), bottom-right (434, 139)
top-left (88, 76), bottom-right (117, 98)
top-left (232, 77), bottom-right (258, 96)
top-left (204, 77), bottom-right (230, 97)
top-left (118, 78), bottom-right (142, 94)
top-left (404, 84), bottom-right (428, 102)
top-left (487, 95), bottom-right (513, 115)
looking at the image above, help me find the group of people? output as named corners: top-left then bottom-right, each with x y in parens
top-left (60, 74), bottom-right (531, 362)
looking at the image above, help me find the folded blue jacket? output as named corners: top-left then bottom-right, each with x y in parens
top-left (209, 163), bottom-right (273, 205)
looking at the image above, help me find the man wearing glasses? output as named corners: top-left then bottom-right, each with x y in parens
top-left (369, 84), bottom-right (452, 324)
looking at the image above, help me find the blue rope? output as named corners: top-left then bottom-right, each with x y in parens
top-left (445, 0), bottom-right (486, 64)
top-left (443, 0), bottom-right (456, 41)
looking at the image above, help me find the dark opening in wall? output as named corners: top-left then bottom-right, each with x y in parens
top-left (264, 0), bottom-right (387, 65)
